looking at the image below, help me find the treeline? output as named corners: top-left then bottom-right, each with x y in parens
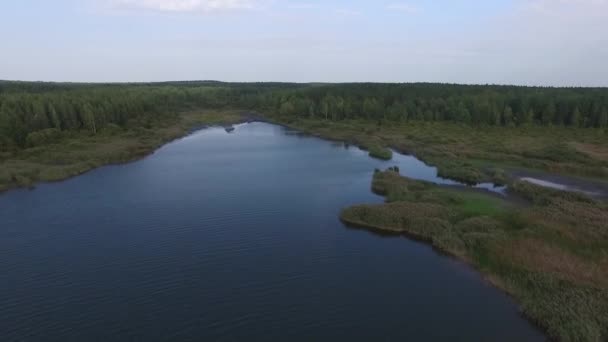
top-left (1, 81), bottom-right (607, 150)
top-left (267, 83), bottom-right (608, 128)
top-left (0, 83), bottom-right (267, 149)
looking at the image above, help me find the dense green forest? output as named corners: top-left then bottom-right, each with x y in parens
top-left (273, 84), bottom-right (608, 127)
top-left (1, 81), bottom-right (607, 150)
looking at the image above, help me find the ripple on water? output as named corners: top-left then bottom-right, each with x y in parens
top-left (0, 122), bottom-right (545, 341)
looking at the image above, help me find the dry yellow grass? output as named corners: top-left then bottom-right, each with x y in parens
top-left (496, 238), bottom-right (608, 289)
top-left (570, 142), bottom-right (608, 162)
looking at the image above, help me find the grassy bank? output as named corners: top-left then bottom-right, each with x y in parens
top-left (368, 145), bottom-right (393, 160)
top-left (341, 169), bottom-right (608, 341)
top-left (0, 110), bottom-right (245, 193)
top-left (268, 116), bottom-right (608, 185)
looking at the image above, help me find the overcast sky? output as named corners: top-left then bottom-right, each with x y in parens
top-left (1, 0), bottom-right (607, 85)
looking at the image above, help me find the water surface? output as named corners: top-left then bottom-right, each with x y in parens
top-left (389, 150), bottom-right (507, 194)
top-left (0, 122), bottom-right (544, 341)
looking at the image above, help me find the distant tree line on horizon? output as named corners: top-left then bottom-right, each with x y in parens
top-left (1, 81), bottom-right (607, 150)
top-left (269, 83), bottom-right (608, 128)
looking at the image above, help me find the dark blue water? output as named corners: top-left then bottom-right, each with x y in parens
top-left (0, 122), bottom-right (544, 341)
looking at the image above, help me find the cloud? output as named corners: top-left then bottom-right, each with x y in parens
top-left (386, 2), bottom-right (420, 13)
top-left (108, 0), bottom-right (257, 12)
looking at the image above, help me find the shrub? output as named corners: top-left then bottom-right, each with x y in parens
top-left (25, 128), bottom-right (62, 147)
top-left (368, 145), bottom-right (392, 160)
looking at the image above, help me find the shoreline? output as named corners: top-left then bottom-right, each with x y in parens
top-left (0, 110), bottom-right (251, 195)
top-left (339, 213), bottom-right (551, 333)
top-left (339, 169), bottom-right (607, 341)
top-left (3, 113), bottom-right (606, 340)
top-left (265, 116), bottom-right (608, 200)
top-left (339, 213), bottom-right (547, 338)
top-left (6, 109), bottom-right (604, 200)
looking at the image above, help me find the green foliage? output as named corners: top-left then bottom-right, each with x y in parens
top-left (264, 83), bottom-right (608, 129)
top-left (542, 101), bottom-right (556, 125)
top-left (457, 195), bottom-right (506, 218)
top-left (434, 160), bottom-right (485, 184)
top-left (25, 128), bottom-right (62, 147)
top-left (503, 105), bottom-right (514, 126)
top-left (598, 108), bottom-right (608, 127)
top-left (2, 81), bottom-right (608, 151)
top-left (570, 107), bottom-right (582, 127)
top-left (368, 145), bottom-right (392, 160)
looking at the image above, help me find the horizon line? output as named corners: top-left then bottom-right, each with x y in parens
top-left (1, 79), bottom-right (607, 89)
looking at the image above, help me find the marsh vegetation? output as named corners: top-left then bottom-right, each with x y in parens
top-left (273, 117), bottom-right (608, 185)
top-left (341, 169), bottom-right (608, 342)
top-left (367, 145), bottom-right (393, 160)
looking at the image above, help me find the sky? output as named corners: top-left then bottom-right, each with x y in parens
top-left (0, 0), bottom-right (607, 85)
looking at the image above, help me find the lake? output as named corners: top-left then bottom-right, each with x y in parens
top-left (0, 122), bottom-right (544, 341)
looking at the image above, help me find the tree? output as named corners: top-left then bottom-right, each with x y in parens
top-left (503, 106), bottom-right (514, 126)
top-left (541, 101), bottom-right (556, 125)
top-left (279, 100), bottom-right (295, 116)
top-left (0, 103), bottom-right (13, 147)
top-left (308, 102), bottom-right (316, 118)
top-left (569, 107), bottom-right (582, 127)
top-left (521, 108), bottom-right (534, 126)
top-left (320, 97), bottom-right (330, 120)
top-left (343, 99), bottom-right (355, 119)
top-left (363, 98), bottom-right (381, 120)
top-left (387, 101), bottom-right (407, 121)
top-left (81, 103), bottom-right (97, 134)
top-left (598, 108), bottom-right (608, 128)
top-left (455, 102), bottom-right (471, 123)
top-left (333, 96), bottom-right (345, 120)
top-left (47, 103), bottom-right (61, 129)
top-left (487, 105), bottom-right (501, 126)
top-left (31, 99), bottom-right (50, 131)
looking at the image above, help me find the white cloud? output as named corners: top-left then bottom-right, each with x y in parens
top-left (386, 2), bottom-right (420, 13)
top-left (108, 0), bottom-right (257, 12)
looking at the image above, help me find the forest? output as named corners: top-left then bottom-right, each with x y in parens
top-left (1, 81), bottom-right (607, 151)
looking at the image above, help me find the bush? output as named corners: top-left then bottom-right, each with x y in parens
top-left (368, 145), bottom-right (392, 160)
top-left (25, 128), bottom-right (62, 147)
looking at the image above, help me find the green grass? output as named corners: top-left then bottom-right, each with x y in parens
top-left (457, 194), bottom-right (506, 217)
top-left (340, 168), bottom-right (608, 342)
top-left (368, 145), bottom-right (393, 160)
